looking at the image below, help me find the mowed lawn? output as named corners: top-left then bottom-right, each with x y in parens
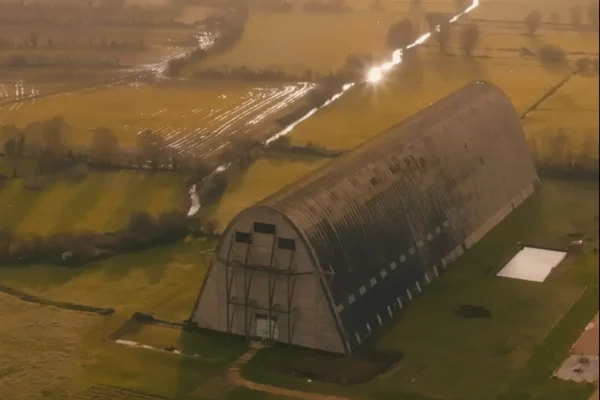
top-left (523, 75), bottom-right (599, 169)
top-left (0, 238), bottom-right (288, 400)
top-left (288, 56), bottom-right (564, 149)
top-left (211, 154), bottom-right (329, 228)
top-left (244, 178), bottom-right (599, 400)
top-left (0, 170), bottom-right (185, 234)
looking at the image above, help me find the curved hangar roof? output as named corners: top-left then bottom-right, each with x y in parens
top-left (221, 81), bottom-right (539, 350)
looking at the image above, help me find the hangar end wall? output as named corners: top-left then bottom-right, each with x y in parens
top-left (191, 206), bottom-right (346, 353)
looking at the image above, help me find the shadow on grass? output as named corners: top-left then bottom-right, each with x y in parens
top-left (53, 173), bottom-right (114, 232)
top-left (0, 179), bottom-right (46, 229)
top-left (498, 287), bottom-right (599, 400)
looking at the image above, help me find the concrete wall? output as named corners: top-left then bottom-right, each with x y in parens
top-left (192, 207), bottom-right (346, 353)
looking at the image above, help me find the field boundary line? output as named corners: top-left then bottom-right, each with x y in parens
top-left (0, 284), bottom-right (114, 316)
top-left (520, 73), bottom-right (573, 119)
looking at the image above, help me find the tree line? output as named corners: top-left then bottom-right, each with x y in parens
top-left (0, 35), bottom-right (147, 51)
top-left (385, 16), bottom-right (482, 57)
top-left (526, 3), bottom-right (599, 36)
top-left (165, 5), bottom-right (249, 77)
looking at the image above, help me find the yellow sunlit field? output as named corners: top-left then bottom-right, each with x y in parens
top-left (0, 24), bottom-right (195, 66)
top-left (211, 154), bottom-right (329, 228)
top-left (191, 1), bottom-right (598, 76)
top-left (288, 56), bottom-right (564, 149)
top-left (0, 171), bottom-right (184, 234)
top-left (0, 81), bottom-right (310, 154)
top-left (522, 74), bottom-right (599, 168)
top-left (193, 11), bottom-right (399, 76)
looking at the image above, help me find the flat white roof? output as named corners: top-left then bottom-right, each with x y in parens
top-left (497, 247), bottom-right (566, 282)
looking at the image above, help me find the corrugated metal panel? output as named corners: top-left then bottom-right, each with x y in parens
top-left (238, 81), bottom-right (539, 349)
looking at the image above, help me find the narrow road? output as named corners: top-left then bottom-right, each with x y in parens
top-left (227, 342), bottom-right (352, 400)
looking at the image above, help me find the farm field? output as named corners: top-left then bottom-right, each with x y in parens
top-left (211, 154), bottom-right (329, 228)
top-left (245, 178), bottom-right (600, 400)
top-left (0, 81), bottom-right (313, 158)
top-left (522, 74), bottom-right (599, 169)
top-left (287, 56), bottom-right (564, 149)
top-left (0, 170), bottom-right (185, 234)
top-left (190, 0), bottom-right (598, 76)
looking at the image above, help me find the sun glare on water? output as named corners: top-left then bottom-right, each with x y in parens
top-left (365, 0), bottom-right (480, 84)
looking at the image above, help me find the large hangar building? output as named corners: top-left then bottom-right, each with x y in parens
top-left (190, 81), bottom-right (540, 354)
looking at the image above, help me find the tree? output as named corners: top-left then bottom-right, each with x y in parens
top-left (550, 12), bottom-right (560, 30)
top-left (0, 228), bottom-right (14, 260)
top-left (588, 1), bottom-right (599, 30)
top-left (571, 6), bottom-right (582, 28)
top-left (386, 19), bottom-right (417, 50)
top-left (524, 10), bottom-right (542, 35)
top-left (203, 219), bottom-right (219, 237)
top-left (538, 44), bottom-right (567, 64)
top-left (343, 53), bottom-right (373, 79)
top-left (90, 126), bottom-right (118, 164)
top-left (370, 0), bottom-right (383, 11)
top-left (136, 129), bottom-right (165, 170)
top-left (41, 116), bottom-right (68, 156)
top-left (30, 33), bottom-right (39, 48)
top-left (453, 0), bottom-right (467, 13)
top-left (460, 22), bottom-right (480, 56)
top-left (575, 57), bottom-right (592, 73)
top-left (1, 124), bottom-right (21, 177)
top-left (426, 13), bottom-right (452, 53)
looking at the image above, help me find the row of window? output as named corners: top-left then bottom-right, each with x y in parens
top-left (234, 222), bottom-right (296, 251)
top-left (335, 219), bottom-right (451, 315)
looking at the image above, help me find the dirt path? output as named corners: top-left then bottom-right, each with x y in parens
top-left (227, 342), bottom-right (352, 400)
top-left (572, 313), bottom-right (599, 356)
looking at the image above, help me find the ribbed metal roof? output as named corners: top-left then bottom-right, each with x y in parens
top-left (249, 81), bottom-right (536, 349)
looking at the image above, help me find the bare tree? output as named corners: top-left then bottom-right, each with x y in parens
top-left (588, 1), bottom-right (599, 30)
top-left (571, 6), bottom-right (582, 28)
top-left (30, 33), bottom-right (39, 48)
top-left (426, 13), bottom-right (452, 53)
top-left (524, 10), bottom-right (542, 35)
top-left (453, 0), bottom-right (467, 13)
top-left (90, 127), bottom-right (118, 164)
top-left (386, 19), bottom-right (417, 50)
top-left (539, 44), bottom-right (567, 64)
top-left (203, 219), bottom-right (219, 238)
top-left (136, 129), bottom-right (165, 170)
top-left (370, 0), bottom-right (383, 11)
top-left (46, 117), bottom-right (69, 158)
top-left (575, 57), bottom-right (592, 74)
top-left (343, 53), bottom-right (373, 79)
top-left (1, 124), bottom-right (20, 177)
top-left (460, 22), bottom-right (480, 56)
top-left (0, 228), bottom-right (14, 260)
top-left (550, 12), bottom-right (560, 30)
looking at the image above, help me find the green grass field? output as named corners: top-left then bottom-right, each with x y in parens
top-left (211, 154), bottom-right (329, 228)
top-left (0, 237), bottom-right (294, 400)
top-left (0, 170), bottom-right (184, 234)
top-left (244, 178), bottom-right (599, 400)
top-left (0, 175), bottom-right (597, 400)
